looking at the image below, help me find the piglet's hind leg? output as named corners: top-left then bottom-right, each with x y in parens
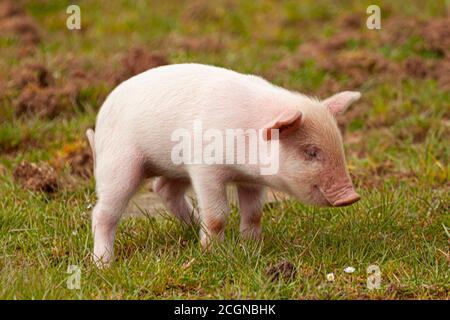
top-left (92, 151), bottom-right (144, 267)
top-left (153, 177), bottom-right (196, 225)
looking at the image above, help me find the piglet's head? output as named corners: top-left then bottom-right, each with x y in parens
top-left (264, 91), bottom-right (361, 207)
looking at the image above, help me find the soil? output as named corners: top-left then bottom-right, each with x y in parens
top-left (13, 161), bottom-right (58, 193)
top-left (402, 56), bottom-right (450, 90)
top-left (274, 15), bottom-right (450, 94)
top-left (114, 47), bottom-right (169, 84)
top-left (320, 49), bottom-right (393, 88)
top-left (14, 85), bottom-right (61, 118)
top-left (0, 0), bottom-right (40, 46)
top-left (0, 0), bottom-right (23, 19)
top-left (12, 62), bottom-right (54, 89)
top-left (10, 59), bottom-right (93, 118)
top-left (266, 260), bottom-right (297, 281)
top-left (340, 13), bottom-right (365, 30)
top-left (7, 46), bottom-right (170, 119)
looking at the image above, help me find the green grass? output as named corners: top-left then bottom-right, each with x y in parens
top-left (0, 0), bottom-right (448, 299)
top-left (0, 181), bottom-right (448, 299)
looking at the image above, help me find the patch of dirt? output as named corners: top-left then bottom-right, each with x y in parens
top-left (54, 56), bottom-right (93, 100)
top-left (11, 62), bottom-right (54, 89)
top-left (267, 15), bottom-right (450, 141)
top-left (5, 46), bottom-right (166, 119)
top-left (433, 58), bottom-right (450, 90)
top-left (380, 18), bottom-right (425, 47)
top-left (273, 29), bottom-right (393, 94)
top-left (381, 15), bottom-right (450, 58)
top-left (402, 56), bottom-right (450, 90)
top-left (13, 161), bottom-right (58, 193)
top-left (419, 16), bottom-right (450, 57)
top-left (0, 0), bottom-right (23, 19)
top-left (273, 15), bottom-right (450, 94)
top-left (276, 28), bottom-right (364, 71)
top-left (321, 49), bottom-right (393, 88)
top-left (402, 57), bottom-right (429, 78)
top-left (0, 0), bottom-right (40, 46)
top-left (339, 13), bottom-right (365, 30)
top-left (14, 84), bottom-right (61, 118)
top-left (52, 141), bottom-right (93, 179)
top-left (10, 59), bottom-right (93, 118)
top-left (114, 47), bottom-right (169, 84)
top-left (266, 261), bottom-right (296, 281)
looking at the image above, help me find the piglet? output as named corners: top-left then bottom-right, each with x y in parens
top-left (86, 63), bottom-right (361, 266)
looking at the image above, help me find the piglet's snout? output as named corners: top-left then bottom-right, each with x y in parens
top-left (321, 185), bottom-right (360, 207)
top-left (332, 190), bottom-right (360, 207)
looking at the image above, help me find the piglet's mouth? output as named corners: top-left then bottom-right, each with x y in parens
top-left (319, 186), bottom-right (361, 207)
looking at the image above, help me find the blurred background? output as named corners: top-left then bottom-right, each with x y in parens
top-left (0, 0), bottom-right (448, 190)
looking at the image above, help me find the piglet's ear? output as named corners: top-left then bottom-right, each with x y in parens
top-left (263, 109), bottom-right (302, 141)
top-left (323, 91), bottom-right (361, 115)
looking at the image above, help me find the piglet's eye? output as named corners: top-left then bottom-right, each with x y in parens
top-left (306, 149), bottom-right (318, 158)
top-left (304, 146), bottom-right (321, 160)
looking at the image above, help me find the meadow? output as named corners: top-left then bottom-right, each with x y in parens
top-left (0, 0), bottom-right (448, 299)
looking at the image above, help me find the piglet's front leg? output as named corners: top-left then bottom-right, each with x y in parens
top-left (190, 169), bottom-right (230, 249)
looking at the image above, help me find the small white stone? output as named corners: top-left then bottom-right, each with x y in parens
top-left (326, 273), bottom-right (335, 282)
top-left (344, 266), bottom-right (355, 274)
